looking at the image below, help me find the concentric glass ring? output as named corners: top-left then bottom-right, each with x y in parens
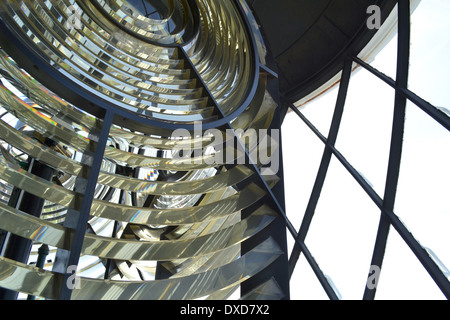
top-left (0, 0), bottom-right (285, 300)
top-left (90, 0), bottom-right (199, 46)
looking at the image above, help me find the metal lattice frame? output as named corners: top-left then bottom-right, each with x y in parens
top-left (283, 0), bottom-right (450, 300)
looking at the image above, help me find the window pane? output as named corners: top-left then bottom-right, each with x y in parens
top-left (375, 227), bottom-right (446, 300)
top-left (409, 0), bottom-right (450, 108)
top-left (290, 253), bottom-right (329, 300)
top-left (394, 102), bottom-right (450, 276)
top-left (369, 33), bottom-right (398, 80)
top-left (282, 110), bottom-right (325, 232)
top-left (335, 67), bottom-right (395, 196)
top-left (300, 86), bottom-right (339, 139)
top-left (305, 156), bottom-right (380, 300)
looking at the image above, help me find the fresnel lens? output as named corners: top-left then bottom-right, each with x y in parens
top-left (0, 0), bottom-right (287, 299)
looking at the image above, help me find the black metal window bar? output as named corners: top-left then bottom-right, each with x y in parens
top-left (282, 0), bottom-right (450, 299)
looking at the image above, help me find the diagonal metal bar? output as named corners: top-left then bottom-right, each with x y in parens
top-left (179, 41), bottom-right (292, 297)
top-left (372, 3), bottom-right (450, 292)
top-left (289, 95), bottom-right (450, 299)
top-left (288, 94), bottom-right (450, 299)
top-left (293, 236), bottom-right (340, 300)
top-left (363, 0), bottom-right (411, 299)
top-left (179, 1), bottom-right (294, 295)
top-left (364, 0), bottom-right (449, 300)
top-left (382, 204), bottom-right (450, 298)
top-left (179, 46), bottom-right (288, 221)
top-left (286, 1), bottom-right (449, 298)
top-left (285, 2), bottom-right (449, 299)
top-left (363, 213), bottom-right (390, 300)
top-left (352, 56), bottom-right (450, 132)
top-left (287, 100), bottom-right (383, 208)
top-left (286, 57), bottom-right (353, 300)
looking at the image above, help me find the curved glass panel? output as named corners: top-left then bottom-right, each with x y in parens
top-left (0, 0), bottom-right (285, 301)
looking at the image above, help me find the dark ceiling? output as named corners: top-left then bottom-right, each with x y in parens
top-left (246, 0), bottom-right (397, 106)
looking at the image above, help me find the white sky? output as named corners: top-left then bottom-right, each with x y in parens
top-left (282, 0), bottom-right (450, 300)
